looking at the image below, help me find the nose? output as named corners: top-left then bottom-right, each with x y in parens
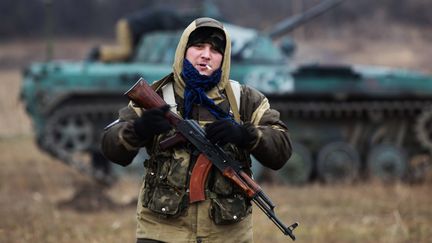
top-left (200, 46), bottom-right (211, 60)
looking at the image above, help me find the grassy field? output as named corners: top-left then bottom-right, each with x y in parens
top-left (1, 135), bottom-right (431, 243)
top-left (1, 35), bottom-right (432, 242)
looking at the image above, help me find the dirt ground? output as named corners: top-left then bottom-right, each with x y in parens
top-left (1, 33), bottom-right (432, 242)
top-left (1, 134), bottom-right (431, 243)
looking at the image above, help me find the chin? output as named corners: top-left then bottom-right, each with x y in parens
top-left (199, 71), bottom-right (210, 76)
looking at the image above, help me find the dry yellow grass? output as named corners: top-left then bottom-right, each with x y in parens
top-left (254, 183), bottom-right (432, 243)
top-left (0, 70), bottom-right (32, 138)
top-left (0, 136), bottom-right (138, 243)
top-left (1, 136), bottom-right (431, 243)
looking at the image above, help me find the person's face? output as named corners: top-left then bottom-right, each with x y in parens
top-left (185, 43), bottom-right (223, 76)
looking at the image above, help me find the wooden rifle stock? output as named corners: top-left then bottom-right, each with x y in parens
top-left (124, 77), bottom-right (182, 126)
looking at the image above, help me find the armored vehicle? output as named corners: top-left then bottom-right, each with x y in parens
top-left (20, 21), bottom-right (295, 184)
top-left (21, 0), bottom-right (432, 185)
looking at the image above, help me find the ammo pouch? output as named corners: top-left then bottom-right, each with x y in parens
top-left (142, 147), bottom-right (190, 218)
top-left (209, 194), bottom-right (252, 225)
top-left (208, 146), bottom-right (252, 225)
top-left (142, 140), bottom-right (252, 222)
top-left (148, 185), bottom-right (187, 217)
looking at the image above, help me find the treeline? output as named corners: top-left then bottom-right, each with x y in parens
top-left (1, 0), bottom-right (431, 38)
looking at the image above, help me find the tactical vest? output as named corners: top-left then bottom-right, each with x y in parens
top-left (140, 77), bottom-right (252, 225)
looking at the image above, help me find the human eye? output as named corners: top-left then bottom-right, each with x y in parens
top-left (210, 47), bottom-right (219, 54)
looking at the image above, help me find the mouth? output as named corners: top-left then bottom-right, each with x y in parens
top-left (198, 63), bottom-right (212, 70)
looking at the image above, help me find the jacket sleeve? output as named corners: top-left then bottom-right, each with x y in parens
top-left (100, 103), bottom-right (150, 166)
top-left (240, 85), bottom-right (292, 170)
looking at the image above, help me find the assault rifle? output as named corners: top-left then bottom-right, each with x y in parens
top-left (125, 78), bottom-right (299, 240)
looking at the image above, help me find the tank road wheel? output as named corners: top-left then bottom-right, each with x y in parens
top-left (42, 106), bottom-right (109, 182)
top-left (415, 107), bottom-right (432, 152)
top-left (44, 107), bottom-right (93, 156)
top-left (277, 142), bottom-right (312, 185)
top-left (317, 142), bottom-right (360, 184)
top-left (367, 144), bottom-right (408, 182)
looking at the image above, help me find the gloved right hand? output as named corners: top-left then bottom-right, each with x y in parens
top-left (133, 105), bottom-right (172, 140)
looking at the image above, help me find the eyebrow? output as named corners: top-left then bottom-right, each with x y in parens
top-left (192, 42), bottom-right (216, 48)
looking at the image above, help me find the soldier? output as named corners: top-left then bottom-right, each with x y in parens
top-left (88, 2), bottom-right (223, 62)
top-left (88, 7), bottom-right (193, 62)
top-left (101, 17), bottom-right (292, 243)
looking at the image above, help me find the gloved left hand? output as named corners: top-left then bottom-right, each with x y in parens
top-left (205, 120), bottom-right (252, 148)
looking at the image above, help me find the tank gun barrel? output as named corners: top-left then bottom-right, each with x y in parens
top-left (268, 0), bottom-right (346, 39)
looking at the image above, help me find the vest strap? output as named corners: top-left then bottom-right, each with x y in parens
top-left (226, 80), bottom-right (241, 123)
top-left (161, 82), bottom-right (178, 114)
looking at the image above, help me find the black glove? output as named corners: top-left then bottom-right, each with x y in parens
top-left (133, 105), bottom-right (171, 140)
top-left (205, 120), bottom-right (252, 148)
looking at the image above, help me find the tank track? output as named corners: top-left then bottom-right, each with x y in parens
top-left (270, 98), bottom-right (432, 149)
top-left (41, 101), bottom-right (124, 185)
top-left (415, 106), bottom-right (432, 152)
top-left (269, 98), bottom-right (432, 183)
top-left (269, 99), bottom-right (430, 119)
